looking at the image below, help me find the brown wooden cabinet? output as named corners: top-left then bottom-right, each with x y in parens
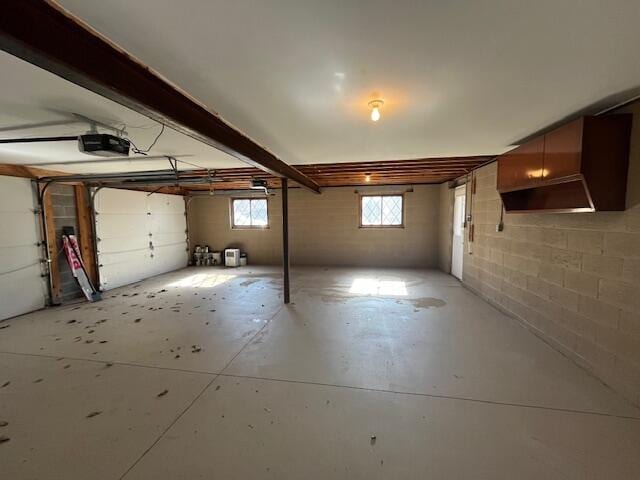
top-left (497, 114), bottom-right (631, 213)
top-left (543, 118), bottom-right (583, 181)
top-left (497, 137), bottom-right (545, 190)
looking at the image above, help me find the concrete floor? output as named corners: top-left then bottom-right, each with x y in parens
top-left (0, 266), bottom-right (639, 479)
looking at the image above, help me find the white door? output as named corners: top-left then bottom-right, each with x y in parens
top-left (451, 185), bottom-right (466, 280)
top-left (0, 176), bottom-right (47, 320)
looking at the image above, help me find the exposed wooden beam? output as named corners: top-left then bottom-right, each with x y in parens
top-left (0, 162), bottom-right (73, 179)
top-left (0, 1), bottom-right (320, 193)
top-left (74, 185), bottom-right (97, 285)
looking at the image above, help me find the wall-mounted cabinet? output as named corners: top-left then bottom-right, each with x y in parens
top-left (497, 114), bottom-right (631, 213)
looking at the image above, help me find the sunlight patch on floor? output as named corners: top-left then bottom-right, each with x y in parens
top-left (349, 278), bottom-right (408, 296)
top-left (167, 273), bottom-right (236, 288)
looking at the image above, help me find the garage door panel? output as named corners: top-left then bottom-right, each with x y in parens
top-left (0, 176), bottom-right (47, 320)
top-left (152, 232), bottom-right (187, 247)
top-left (0, 245), bottom-right (42, 272)
top-left (149, 213), bottom-right (186, 234)
top-left (153, 244), bottom-right (188, 262)
top-left (98, 237), bottom-right (149, 255)
top-left (98, 250), bottom-right (153, 290)
top-left (0, 264), bottom-right (46, 319)
top-left (95, 188), bottom-right (147, 214)
top-left (148, 194), bottom-right (185, 214)
top-left (96, 213), bottom-right (149, 239)
top-left (98, 250), bottom-right (151, 267)
top-left (0, 211), bottom-right (41, 247)
top-left (0, 178), bottom-right (37, 212)
top-left (152, 248), bottom-right (187, 275)
top-left (94, 188), bottom-right (187, 290)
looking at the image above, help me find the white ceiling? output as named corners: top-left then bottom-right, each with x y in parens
top-left (0, 51), bottom-right (244, 174)
top-left (2, 0), bottom-right (640, 174)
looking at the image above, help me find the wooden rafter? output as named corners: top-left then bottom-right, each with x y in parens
top-left (184, 155), bottom-right (493, 190)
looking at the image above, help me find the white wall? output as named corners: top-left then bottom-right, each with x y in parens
top-left (0, 176), bottom-right (47, 320)
top-left (94, 188), bottom-right (187, 290)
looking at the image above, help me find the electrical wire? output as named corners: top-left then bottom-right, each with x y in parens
top-left (128, 124), bottom-right (165, 155)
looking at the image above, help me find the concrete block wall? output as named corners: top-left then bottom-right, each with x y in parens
top-left (462, 103), bottom-right (640, 406)
top-left (48, 183), bottom-right (83, 303)
top-left (189, 185), bottom-right (441, 267)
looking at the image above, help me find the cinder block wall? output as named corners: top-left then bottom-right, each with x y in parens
top-left (189, 184), bottom-right (440, 267)
top-left (49, 183), bottom-right (83, 303)
top-left (462, 103), bottom-right (640, 406)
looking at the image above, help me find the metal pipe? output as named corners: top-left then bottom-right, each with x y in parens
top-left (281, 177), bottom-right (290, 304)
top-left (40, 169), bottom-right (188, 183)
top-left (37, 180), bottom-right (58, 306)
top-left (0, 135), bottom-right (77, 144)
top-left (184, 196), bottom-right (195, 264)
top-left (104, 178), bottom-right (221, 188)
top-left (186, 190), bottom-right (276, 197)
top-left (40, 170), bottom-right (221, 185)
top-left (33, 154), bottom-right (195, 167)
top-left (89, 185), bottom-right (106, 290)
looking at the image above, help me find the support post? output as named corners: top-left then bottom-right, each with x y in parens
top-left (281, 178), bottom-right (290, 304)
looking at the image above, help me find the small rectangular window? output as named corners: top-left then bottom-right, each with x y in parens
top-left (232, 198), bottom-right (269, 228)
top-left (360, 194), bottom-right (403, 227)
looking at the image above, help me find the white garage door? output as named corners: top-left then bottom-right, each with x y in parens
top-left (94, 188), bottom-right (188, 290)
top-left (0, 176), bottom-right (47, 320)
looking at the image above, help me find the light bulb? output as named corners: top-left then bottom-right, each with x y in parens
top-left (370, 106), bottom-right (380, 122)
top-left (365, 173), bottom-right (371, 182)
top-left (368, 99), bottom-right (384, 122)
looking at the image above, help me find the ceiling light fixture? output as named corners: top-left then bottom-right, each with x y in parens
top-left (365, 173), bottom-right (371, 182)
top-left (368, 99), bottom-right (384, 122)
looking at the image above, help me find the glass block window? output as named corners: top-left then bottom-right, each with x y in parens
top-left (360, 195), bottom-right (403, 227)
top-left (232, 198), bottom-right (269, 228)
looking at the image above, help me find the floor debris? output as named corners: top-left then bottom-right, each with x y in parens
top-left (157, 389), bottom-right (169, 398)
top-left (0, 435), bottom-right (10, 444)
top-left (86, 411), bottom-right (102, 418)
top-left (0, 421), bottom-right (8, 427)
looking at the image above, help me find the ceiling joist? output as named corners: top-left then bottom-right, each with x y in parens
top-left (183, 156), bottom-right (492, 190)
top-left (0, 0), bottom-right (320, 193)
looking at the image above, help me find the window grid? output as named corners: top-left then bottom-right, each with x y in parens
top-left (232, 198), bottom-right (269, 228)
top-left (360, 194), bottom-right (404, 227)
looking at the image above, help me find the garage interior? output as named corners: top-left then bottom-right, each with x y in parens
top-left (1, 1), bottom-right (640, 478)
